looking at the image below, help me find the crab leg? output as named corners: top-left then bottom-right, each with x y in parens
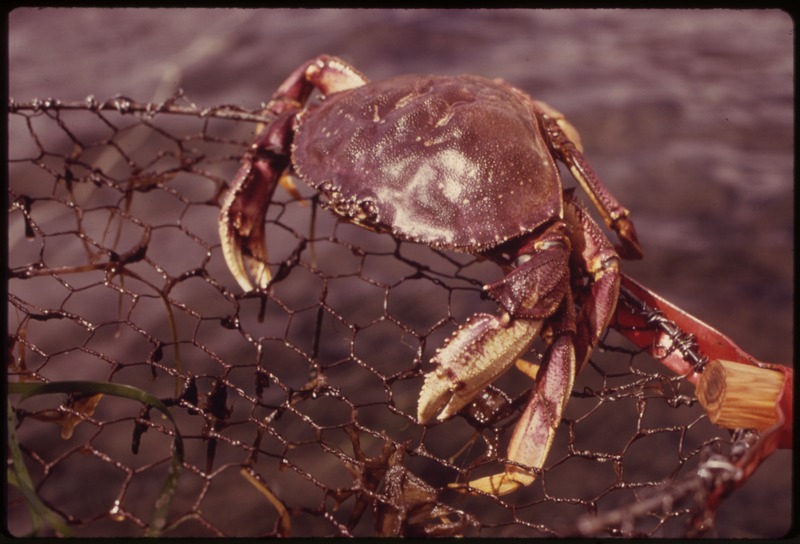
top-left (534, 99), bottom-right (643, 260)
top-left (562, 193), bottom-right (622, 369)
top-left (464, 299), bottom-right (577, 495)
top-left (219, 55), bottom-right (368, 291)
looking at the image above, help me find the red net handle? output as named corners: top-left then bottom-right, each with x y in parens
top-left (614, 274), bottom-right (792, 451)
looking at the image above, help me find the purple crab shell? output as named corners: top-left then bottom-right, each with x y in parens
top-left (291, 74), bottom-right (563, 251)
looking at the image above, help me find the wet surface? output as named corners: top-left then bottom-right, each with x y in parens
top-left (8, 8), bottom-right (793, 537)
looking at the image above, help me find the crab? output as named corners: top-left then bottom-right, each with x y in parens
top-left (219, 55), bottom-right (642, 495)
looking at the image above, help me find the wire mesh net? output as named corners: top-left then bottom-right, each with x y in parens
top-left (5, 95), bottom-right (785, 538)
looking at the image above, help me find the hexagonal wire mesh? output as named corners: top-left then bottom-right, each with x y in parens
top-left (6, 94), bottom-right (789, 538)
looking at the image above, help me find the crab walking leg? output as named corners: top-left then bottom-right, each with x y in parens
top-left (465, 300), bottom-right (577, 495)
top-left (219, 55), bottom-right (368, 291)
top-left (563, 194), bottom-right (622, 369)
top-left (267, 55), bottom-right (369, 115)
top-left (534, 100), bottom-right (643, 260)
top-left (563, 148), bottom-right (642, 260)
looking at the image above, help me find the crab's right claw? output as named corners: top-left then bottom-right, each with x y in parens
top-left (219, 153), bottom-right (286, 291)
top-left (219, 112), bottom-right (295, 292)
top-left (417, 313), bottom-right (542, 425)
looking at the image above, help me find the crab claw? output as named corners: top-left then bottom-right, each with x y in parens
top-left (418, 313), bottom-right (542, 424)
top-left (219, 161), bottom-right (271, 291)
top-left (219, 113), bottom-right (295, 291)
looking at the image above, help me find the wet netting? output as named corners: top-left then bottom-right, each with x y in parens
top-left (5, 95), bottom-right (785, 537)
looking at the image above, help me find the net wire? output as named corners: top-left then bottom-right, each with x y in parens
top-left (6, 94), bottom-right (774, 537)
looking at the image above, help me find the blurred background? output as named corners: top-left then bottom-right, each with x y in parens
top-left (8, 8), bottom-right (793, 537)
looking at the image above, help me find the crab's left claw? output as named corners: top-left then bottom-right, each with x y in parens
top-left (418, 313), bottom-right (543, 425)
top-left (418, 310), bottom-right (576, 496)
top-left (219, 113), bottom-right (295, 291)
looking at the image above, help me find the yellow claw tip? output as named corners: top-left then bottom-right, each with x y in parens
top-left (416, 402), bottom-right (432, 425)
top-left (435, 400), bottom-right (461, 422)
top-left (450, 464), bottom-right (538, 495)
top-left (452, 469), bottom-right (535, 496)
top-left (219, 225), bottom-right (272, 292)
top-left (250, 263), bottom-right (272, 291)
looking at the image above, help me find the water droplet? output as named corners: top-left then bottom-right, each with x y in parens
top-left (109, 501), bottom-right (125, 521)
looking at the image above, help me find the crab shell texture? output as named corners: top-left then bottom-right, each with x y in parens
top-left (291, 74), bottom-right (563, 251)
